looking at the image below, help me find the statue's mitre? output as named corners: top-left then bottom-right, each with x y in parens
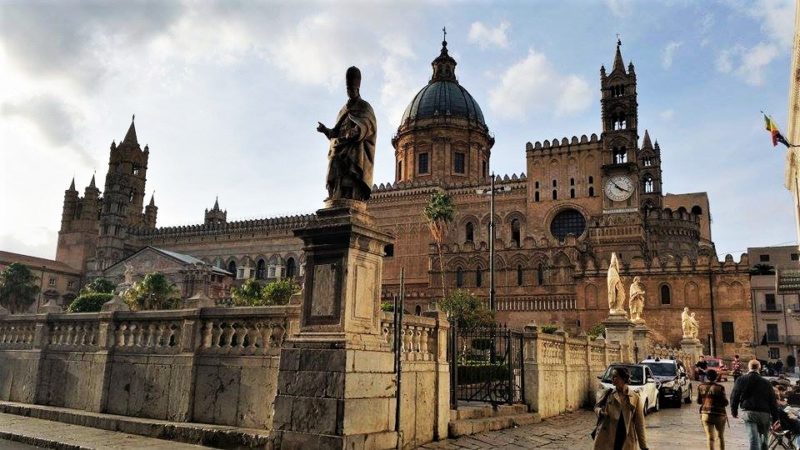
top-left (346, 66), bottom-right (361, 87)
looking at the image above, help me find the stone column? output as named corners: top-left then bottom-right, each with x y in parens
top-left (680, 338), bottom-right (704, 360)
top-left (603, 315), bottom-right (635, 363)
top-left (632, 325), bottom-right (652, 362)
top-left (273, 201), bottom-right (398, 450)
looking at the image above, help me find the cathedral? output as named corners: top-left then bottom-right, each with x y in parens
top-left (55, 40), bottom-right (752, 356)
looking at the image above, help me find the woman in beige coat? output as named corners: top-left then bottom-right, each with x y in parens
top-left (593, 367), bottom-right (649, 450)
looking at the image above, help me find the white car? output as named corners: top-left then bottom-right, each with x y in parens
top-left (596, 363), bottom-right (661, 414)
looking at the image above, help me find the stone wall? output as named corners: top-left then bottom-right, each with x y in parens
top-left (0, 306), bottom-right (299, 430)
top-left (522, 328), bottom-right (624, 419)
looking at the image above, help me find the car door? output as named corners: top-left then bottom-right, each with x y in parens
top-left (644, 366), bottom-right (657, 405)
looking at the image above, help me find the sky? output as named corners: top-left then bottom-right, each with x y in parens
top-left (0, 0), bottom-right (797, 261)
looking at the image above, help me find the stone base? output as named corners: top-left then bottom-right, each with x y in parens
top-left (101, 295), bottom-right (129, 312)
top-left (38, 299), bottom-right (63, 314)
top-left (680, 338), bottom-right (704, 359)
top-left (603, 316), bottom-right (635, 363)
top-left (632, 325), bottom-right (652, 362)
top-left (183, 292), bottom-right (215, 309)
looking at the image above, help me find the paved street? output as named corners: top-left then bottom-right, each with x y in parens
top-left (421, 382), bottom-right (754, 449)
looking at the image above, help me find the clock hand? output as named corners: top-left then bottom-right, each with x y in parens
top-left (612, 181), bottom-right (629, 192)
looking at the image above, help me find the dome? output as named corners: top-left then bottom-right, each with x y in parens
top-left (399, 39), bottom-right (486, 127)
top-left (401, 81), bottom-right (486, 126)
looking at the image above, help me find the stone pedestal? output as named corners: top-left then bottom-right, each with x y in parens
top-left (632, 325), bottom-right (652, 363)
top-left (38, 298), bottom-right (63, 313)
top-left (183, 292), bottom-right (215, 309)
top-left (273, 202), bottom-right (398, 449)
top-left (680, 338), bottom-right (704, 360)
top-left (603, 314), bottom-right (635, 363)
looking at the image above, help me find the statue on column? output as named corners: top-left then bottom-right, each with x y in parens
top-left (607, 253), bottom-right (626, 315)
top-left (628, 276), bottom-right (646, 324)
top-left (317, 66), bottom-right (377, 203)
top-left (682, 307), bottom-right (699, 339)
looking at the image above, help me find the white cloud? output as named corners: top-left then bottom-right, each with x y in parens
top-left (746, 0), bottom-right (795, 49)
top-left (715, 42), bottom-right (779, 86)
top-left (660, 109), bottom-right (674, 121)
top-left (605, 0), bottom-right (632, 17)
top-left (467, 21), bottom-right (510, 49)
top-left (661, 41), bottom-right (682, 69)
top-left (488, 49), bottom-right (592, 120)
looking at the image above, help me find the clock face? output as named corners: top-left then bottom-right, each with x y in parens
top-left (604, 175), bottom-right (635, 202)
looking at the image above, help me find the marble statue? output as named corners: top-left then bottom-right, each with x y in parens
top-left (123, 263), bottom-right (135, 286)
top-left (628, 276), bottom-right (646, 324)
top-left (607, 253), bottom-right (626, 315)
top-left (682, 307), bottom-right (699, 339)
top-left (317, 66), bottom-right (377, 202)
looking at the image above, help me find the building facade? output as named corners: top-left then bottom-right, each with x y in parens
top-left (52, 40), bottom-right (753, 355)
top-left (0, 250), bottom-right (82, 311)
top-left (785, 1), bottom-right (800, 243)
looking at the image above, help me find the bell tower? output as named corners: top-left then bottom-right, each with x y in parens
top-left (600, 39), bottom-right (640, 212)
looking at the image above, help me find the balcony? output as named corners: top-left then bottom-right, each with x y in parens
top-left (787, 304), bottom-right (800, 313)
top-left (761, 303), bottom-right (783, 313)
top-left (786, 335), bottom-right (800, 345)
top-left (767, 334), bottom-right (785, 344)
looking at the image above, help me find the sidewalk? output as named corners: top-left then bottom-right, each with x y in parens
top-left (0, 413), bottom-right (210, 450)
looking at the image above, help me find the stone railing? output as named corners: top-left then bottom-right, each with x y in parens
top-left (381, 312), bottom-right (440, 362)
top-left (0, 306), bottom-right (300, 430)
top-left (522, 327), bottom-right (625, 419)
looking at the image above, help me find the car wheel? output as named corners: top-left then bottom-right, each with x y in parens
top-left (674, 389), bottom-right (682, 408)
top-left (684, 385), bottom-right (692, 404)
top-left (655, 395), bottom-right (660, 412)
top-left (644, 399), bottom-right (650, 415)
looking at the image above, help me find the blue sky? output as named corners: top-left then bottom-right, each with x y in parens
top-left (0, 0), bottom-right (796, 260)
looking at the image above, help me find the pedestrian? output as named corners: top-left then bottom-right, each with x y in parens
top-left (696, 356), bottom-right (709, 381)
top-left (592, 367), bottom-right (649, 450)
top-left (697, 369), bottom-right (729, 450)
top-left (776, 359), bottom-right (784, 375)
top-left (730, 359), bottom-right (779, 450)
top-left (731, 355), bottom-right (743, 381)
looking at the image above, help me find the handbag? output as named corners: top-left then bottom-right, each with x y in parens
top-left (591, 388), bottom-right (614, 440)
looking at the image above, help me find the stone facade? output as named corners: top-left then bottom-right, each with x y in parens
top-left (0, 251), bottom-right (82, 311)
top-left (52, 41), bottom-right (752, 356)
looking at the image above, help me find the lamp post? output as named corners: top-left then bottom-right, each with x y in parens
top-left (476, 173), bottom-right (511, 312)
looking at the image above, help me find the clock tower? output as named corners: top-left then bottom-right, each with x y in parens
top-left (600, 40), bottom-right (640, 213)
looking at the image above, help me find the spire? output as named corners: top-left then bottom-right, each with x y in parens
top-left (642, 130), bottom-right (652, 149)
top-left (123, 114), bottom-right (138, 145)
top-left (613, 37), bottom-right (626, 73)
top-left (68, 177), bottom-right (76, 191)
top-left (149, 192), bottom-right (156, 207)
top-left (88, 173), bottom-right (96, 189)
top-left (213, 196), bottom-right (220, 210)
top-left (430, 27), bottom-right (457, 83)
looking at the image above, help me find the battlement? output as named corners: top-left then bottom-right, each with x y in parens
top-left (371, 173), bottom-right (527, 195)
top-left (128, 214), bottom-right (315, 238)
top-left (526, 134), bottom-right (601, 153)
top-left (643, 206), bottom-right (700, 224)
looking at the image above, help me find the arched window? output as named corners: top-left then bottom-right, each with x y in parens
top-left (570, 178), bottom-right (575, 186)
top-left (643, 175), bottom-right (654, 193)
top-left (456, 267), bottom-right (464, 288)
top-left (570, 188), bottom-right (575, 199)
top-left (256, 259), bottom-right (266, 280)
top-left (589, 186), bottom-right (595, 197)
top-left (511, 219), bottom-right (521, 248)
top-left (534, 191), bottom-right (540, 202)
top-left (588, 176), bottom-right (594, 184)
top-left (613, 147), bottom-right (627, 164)
top-left (227, 260), bottom-right (237, 277)
top-left (465, 222), bottom-right (474, 243)
top-left (286, 258), bottom-right (296, 278)
top-left (552, 180), bottom-right (557, 187)
top-left (660, 284), bottom-right (671, 305)
top-left (691, 205), bottom-right (703, 216)
top-left (535, 181), bottom-right (539, 189)
top-left (384, 244), bottom-right (394, 257)
top-left (537, 264), bottom-right (544, 286)
top-left (517, 265), bottom-right (523, 286)
top-left (415, 305), bottom-right (422, 315)
top-left (552, 190), bottom-right (557, 200)
top-left (476, 268), bottom-right (482, 287)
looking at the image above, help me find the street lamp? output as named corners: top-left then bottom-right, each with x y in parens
top-left (476, 173), bottom-right (511, 312)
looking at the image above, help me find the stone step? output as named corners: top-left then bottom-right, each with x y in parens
top-left (449, 403), bottom-right (529, 421)
top-left (0, 401), bottom-right (271, 449)
top-left (448, 412), bottom-right (541, 438)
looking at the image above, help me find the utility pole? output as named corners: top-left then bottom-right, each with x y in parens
top-left (476, 173), bottom-right (510, 312)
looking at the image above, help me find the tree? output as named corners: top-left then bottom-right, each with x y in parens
top-left (0, 263), bottom-right (40, 314)
top-left (68, 293), bottom-right (113, 313)
top-left (262, 278), bottom-right (300, 305)
top-left (439, 289), bottom-right (495, 329)
top-left (423, 191), bottom-right (455, 302)
top-left (124, 272), bottom-right (180, 311)
top-left (80, 278), bottom-right (116, 295)
top-left (750, 263), bottom-right (776, 275)
top-left (231, 279), bottom-right (265, 306)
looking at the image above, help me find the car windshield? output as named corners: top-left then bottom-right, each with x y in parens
top-left (601, 366), bottom-right (645, 385)
top-left (644, 362), bottom-right (676, 377)
top-left (706, 360), bottom-right (721, 367)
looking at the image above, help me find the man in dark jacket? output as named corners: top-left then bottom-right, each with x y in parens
top-left (730, 359), bottom-right (779, 450)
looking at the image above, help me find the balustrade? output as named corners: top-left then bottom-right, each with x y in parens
top-left (381, 314), bottom-right (437, 361)
top-left (48, 319), bottom-right (98, 350)
top-left (0, 321), bottom-right (35, 349)
top-left (199, 317), bottom-right (287, 355)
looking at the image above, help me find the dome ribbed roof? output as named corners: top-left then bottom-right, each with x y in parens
top-left (399, 39), bottom-right (486, 127)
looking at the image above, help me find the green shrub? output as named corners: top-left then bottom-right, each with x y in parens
top-left (457, 364), bottom-right (510, 383)
top-left (588, 323), bottom-right (606, 338)
top-left (68, 293), bottom-right (113, 313)
top-left (540, 324), bottom-right (559, 334)
top-left (124, 272), bottom-right (180, 311)
top-left (262, 278), bottom-right (300, 305)
top-left (381, 302), bottom-right (394, 312)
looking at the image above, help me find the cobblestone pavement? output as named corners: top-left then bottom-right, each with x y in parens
top-left (421, 382), bottom-right (754, 449)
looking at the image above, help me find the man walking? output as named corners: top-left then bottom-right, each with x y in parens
top-left (730, 359), bottom-right (779, 450)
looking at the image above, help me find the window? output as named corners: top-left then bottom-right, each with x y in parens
top-left (767, 323), bottom-right (780, 342)
top-left (760, 254), bottom-right (770, 262)
top-left (48, 278), bottom-right (56, 286)
top-left (769, 347), bottom-right (781, 359)
top-left (792, 253), bottom-right (799, 261)
top-left (534, 191), bottom-right (540, 202)
top-left (454, 152), bottom-right (465, 174)
top-left (476, 269), bottom-right (482, 287)
top-left (228, 261), bottom-right (237, 276)
top-left (132, 166), bottom-right (140, 175)
top-left (129, 190), bottom-right (135, 202)
top-left (588, 176), bottom-right (594, 184)
top-left (691, 205), bottom-right (703, 216)
top-left (589, 187), bottom-right (595, 197)
top-left (570, 178), bottom-right (575, 186)
top-left (549, 209), bottom-right (586, 241)
top-left (286, 258), bottom-right (296, 277)
top-left (415, 305), bottom-right (422, 315)
top-left (660, 285), bottom-right (671, 305)
top-left (535, 181), bottom-right (540, 189)
top-left (721, 322), bottom-right (735, 343)
top-left (256, 259), bottom-right (266, 280)
top-left (511, 219), bottom-right (521, 248)
top-left (465, 222), bottom-right (474, 243)
top-left (766, 293), bottom-right (777, 310)
top-left (536, 264), bottom-right (544, 285)
top-left (418, 152), bottom-right (429, 174)
top-left (643, 158), bottom-right (652, 167)
top-left (643, 175), bottom-right (654, 193)
top-left (67, 281), bottom-right (74, 289)
top-left (517, 265), bottom-right (523, 286)
top-left (383, 244), bottom-right (394, 258)
top-left (613, 147), bottom-right (627, 164)
top-left (570, 188), bottom-right (575, 199)
top-left (552, 190), bottom-right (557, 200)
top-left (552, 180), bottom-right (557, 187)
top-left (397, 161), bottom-right (403, 180)
top-left (268, 267), bottom-right (276, 278)
top-left (456, 267), bottom-right (464, 287)
top-left (237, 268), bottom-right (244, 279)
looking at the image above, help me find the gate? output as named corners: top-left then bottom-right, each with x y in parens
top-left (449, 324), bottom-right (524, 407)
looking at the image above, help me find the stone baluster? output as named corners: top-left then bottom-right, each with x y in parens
top-left (420, 326), bottom-right (430, 359)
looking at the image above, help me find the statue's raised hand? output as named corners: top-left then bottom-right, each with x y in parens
top-left (317, 122), bottom-right (330, 137)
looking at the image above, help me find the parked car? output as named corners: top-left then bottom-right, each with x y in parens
top-left (641, 358), bottom-right (692, 407)
top-left (596, 363), bottom-right (660, 414)
top-left (703, 357), bottom-right (729, 381)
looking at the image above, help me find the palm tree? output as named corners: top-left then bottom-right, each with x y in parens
top-left (750, 263), bottom-right (776, 275)
top-left (0, 263), bottom-right (40, 314)
top-left (423, 191), bottom-right (455, 303)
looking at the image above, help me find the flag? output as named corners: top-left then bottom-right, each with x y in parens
top-left (764, 114), bottom-right (791, 148)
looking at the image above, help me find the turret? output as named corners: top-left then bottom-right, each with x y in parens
top-left (204, 197), bottom-right (227, 226)
top-left (144, 193), bottom-right (158, 228)
top-left (638, 130), bottom-right (663, 209)
top-left (60, 178), bottom-right (79, 231)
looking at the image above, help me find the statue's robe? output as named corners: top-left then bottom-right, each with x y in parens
top-left (326, 97), bottom-right (376, 201)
